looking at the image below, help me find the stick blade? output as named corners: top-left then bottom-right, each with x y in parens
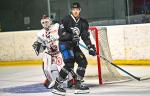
top-left (140, 76), bottom-right (150, 81)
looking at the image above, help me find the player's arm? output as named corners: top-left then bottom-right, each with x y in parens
top-left (80, 20), bottom-right (96, 56)
top-left (80, 20), bottom-right (91, 46)
top-left (32, 33), bottom-right (46, 56)
top-left (58, 17), bottom-right (73, 41)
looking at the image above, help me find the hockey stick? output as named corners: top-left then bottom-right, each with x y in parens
top-left (48, 35), bottom-right (148, 81)
top-left (79, 43), bottom-right (141, 81)
top-left (47, 35), bottom-right (141, 80)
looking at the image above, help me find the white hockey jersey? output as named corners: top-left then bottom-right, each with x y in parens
top-left (35, 23), bottom-right (73, 88)
top-left (37, 23), bottom-right (60, 55)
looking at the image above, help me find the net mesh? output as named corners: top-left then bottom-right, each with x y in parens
top-left (89, 26), bottom-right (131, 84)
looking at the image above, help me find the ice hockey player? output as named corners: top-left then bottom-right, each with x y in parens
top-left (32, 15), bottom-right (77, 89)
top-left (52, 2), bottom-right (96, 95)
top-left (32, 15), bottom-right (64, 89)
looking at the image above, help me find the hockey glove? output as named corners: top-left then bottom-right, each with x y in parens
top-left (72, 36), bottom-right (80, 42)
top-left (88, 44), bottom-right (96, 56)
top-left (32, 41), bottom-right (46, 56)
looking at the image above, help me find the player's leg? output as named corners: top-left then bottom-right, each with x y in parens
top-left (43, 53), bottom-right (60, 89)
top-left (52, 60), bottom-right (75, 95)
top-left (67, 69), bottom-right (77, 88)
top-left (48, 56), bottom-right (60, 88)
top-left (74, 46), bottom-right (89, 94)
top-left (58, 53), bottom-right (77, 88)
top-left (52, 43), bottom-right (75, 94)
top-left (42, 53), bottom-right (52, 88)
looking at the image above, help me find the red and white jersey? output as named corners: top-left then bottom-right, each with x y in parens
top-left (37, 23), bottom-right (60, 55)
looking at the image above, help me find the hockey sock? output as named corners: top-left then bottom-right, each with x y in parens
top-left (70, 69), bottom-right (77, 79)
top-left (76, 67), bottom-right (86, 80)
top-left (59, 67), bottom-right (69, 80)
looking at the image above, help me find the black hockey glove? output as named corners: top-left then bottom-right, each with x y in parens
top-left (88, 44), bottom-right (96, 56)
top-left (72, 36), bottom-right (80, 42)
top-left (32, 41), bottom-right (46, 56)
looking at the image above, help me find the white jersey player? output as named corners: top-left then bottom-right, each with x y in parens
top-left (33, 15), bottom-right (63, 88)
top-left (32, 15), bottom-right (75, 89)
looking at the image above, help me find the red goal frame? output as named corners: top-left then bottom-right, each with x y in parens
top-left (89, 26), bottom-right (103, 85)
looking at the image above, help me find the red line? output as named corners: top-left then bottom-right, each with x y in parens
top-left (89, 27), bottom-right (103, 85)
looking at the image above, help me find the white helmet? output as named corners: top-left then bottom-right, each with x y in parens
top-left (40, 15), bottom-right (52, 29)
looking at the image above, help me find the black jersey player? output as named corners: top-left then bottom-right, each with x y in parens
top-left (52, 2), bottom-right (96, 95)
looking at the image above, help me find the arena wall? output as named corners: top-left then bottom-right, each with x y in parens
top-left (0, 23), bottom-right (150, 66)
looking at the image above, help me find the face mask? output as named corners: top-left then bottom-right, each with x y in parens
top-left (41, 18), bottom-right (52, 29)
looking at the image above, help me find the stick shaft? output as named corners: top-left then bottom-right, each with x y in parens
top-left (79, 43), bottom-right (140, 81)
top-left (99, 55), bottom-right (140, 81)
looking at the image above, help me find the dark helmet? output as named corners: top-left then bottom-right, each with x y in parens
top-left (71, 2), bottom-right (81, 9)
top-left (41, 15), bottom-right (49, 20)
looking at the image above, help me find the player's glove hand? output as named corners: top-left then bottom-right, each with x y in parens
top-left (72, 36), bottom-right (80, 42)
top-left (32, 41), bottom-right (46, 56)
top-left (88, 44), bottom-right (96, 56)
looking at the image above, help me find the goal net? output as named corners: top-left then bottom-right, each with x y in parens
top-left (80, 26), bottom-right (131, 85)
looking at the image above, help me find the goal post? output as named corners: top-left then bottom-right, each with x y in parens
top-left (87, 26), bottom-right (131, 85)
top-left (89, 27), bottom-right (102, 84)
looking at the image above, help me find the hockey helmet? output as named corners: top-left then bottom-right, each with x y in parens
top-left (71, 2), bottom-right (81, 9)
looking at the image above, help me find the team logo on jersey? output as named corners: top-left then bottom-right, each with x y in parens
top-left (71, 27), bottom-right (80, 36)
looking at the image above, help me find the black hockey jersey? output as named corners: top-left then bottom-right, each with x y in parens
top-left (58, 14), bottom-right (92, 47)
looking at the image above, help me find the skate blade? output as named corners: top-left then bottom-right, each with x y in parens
top-left (52, 89), bottom-right (66, 96)
top-left (74, 89), bottom-right (90, 94)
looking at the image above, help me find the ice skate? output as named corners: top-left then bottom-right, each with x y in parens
top-left (52, 79), bottom-right (66, 95)
top-left (74, 80), bottom-right (90, 94)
